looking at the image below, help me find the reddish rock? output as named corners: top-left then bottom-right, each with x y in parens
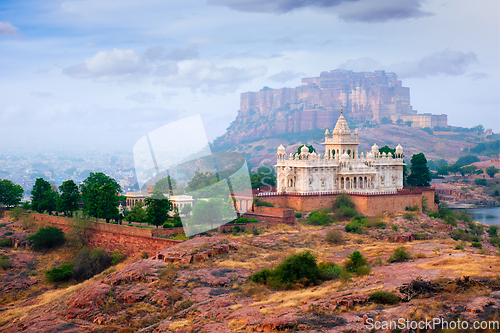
top-left (66, 283), bottom-right (111, 319)
top-left (466, 296), bottom-right (496, 314)
top-left (117, 285), bottom-right (152, 303)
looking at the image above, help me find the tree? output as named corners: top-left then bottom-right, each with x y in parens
top-left (191, 198), bottom-right (227, 230)
top-left (0, 179), bottom-right (23, 208)
top-left (145, 189), bottom-right (172, 228)
top-left (181, 204), bottom-right (192, 216)
top-left (455, 155), bottom-right (480, 167)
top-left (379, 146), bottom-right (396, 157)
top-left (129, 201), bottom-right (147, 223)
top-left (406, 153), bottom-right (431, 187)
top-left (57, 180), bottom-right (80, 217)
top-left (461, 165), bottom-right (478, 176)
top-left (80, 172), bottom-right (121, 222)
top-left (31, 178), bottom-right (57, 214)
top-left (436, 165), bottom-right (449, 176)
top-left (186, 171), bottom-right (219, 192)
top-left (448, 163), bottom-right (461, 176)
top-left (155, 176), bottom-right (177, 195)
top-left (295, 144), bottom-right (316, 156)
top-left (250, 165), bottom-right (277, 190)
top-left (486, 166), bottom-right (499, 178)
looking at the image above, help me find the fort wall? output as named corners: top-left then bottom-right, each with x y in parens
top-left (259, 188), bottom-right (437, 215)
top-left (25, 213), bottom-right (182, 256)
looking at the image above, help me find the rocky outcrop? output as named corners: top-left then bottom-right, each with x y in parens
top-left (215, 70), bottom-right (415, 146)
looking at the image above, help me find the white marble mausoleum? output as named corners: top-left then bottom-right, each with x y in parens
top-left (275, 110), bottom-right (405, 194)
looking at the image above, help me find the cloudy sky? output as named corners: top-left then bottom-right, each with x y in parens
top-left (0, 0), bottom-right (498, 150)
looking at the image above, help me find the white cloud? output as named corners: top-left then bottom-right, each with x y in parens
top-left (153, 59), bottom-right (266, 93)
top-left (0, 22), bottom-right (20, 38)
top-left (127, 91), bottom-right (157, 103)
top-left (268, 70), bottom-right (303, 83)
top-left (1, 105), bottom-right (22, 121)
top-left (390, 49), bottom-right (478, 78)
top-left (63, 48), bottom-right (146, 81)
top-left (338, 57), bottom-right (382, 72)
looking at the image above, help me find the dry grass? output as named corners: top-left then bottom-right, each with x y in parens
top-left (417, 255), bottom-right (500, 276)
top-left (168, 319), bottom-right (192, 330)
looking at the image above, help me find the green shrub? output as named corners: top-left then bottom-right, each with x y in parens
top-left (345, 221), bottom-right (363, 234)
top-left (443, 215), bottom-right (457, 227)
top-left (141, 252), bottom-right (149, 259)
top-left (339, 270), bottom-right (352, 282)
top-left (251, 268), bottom-right (273, 284)
top-left (356, 265), bottom-right (371, 276)
top-left (471, 242), bottom-right (482, 249)
top-left (4, 231), bottom-right (13, 236)
top-left (402, 212), bottom-right (414, 220)
top-left (72, 248), bottom-right (112, 281)
top-left (253, 198), bottom-right (274, 207)
top-left (455, 244), bottom-right (464, 250)
top-left (452, 229), bottom-right (472, 242)
top-left (29, 227), bottom-right (65, 251)
top-left (387, 246), bottom-right (412, 263)
top-left (333, 193), bottom-right (355, 209)
top-left (250, 251), bottom-right (321, 289)
top-left (111, 249), bottom-right (126, 265)
top-left (0, 238), bottom-right (13, 247)
top-left (391, 224), bottom-right (398, 231)
top-left (0, 255), bottom-right (13, 270)
top-left (248, 218), bottom-right (259, 223)
top-left (458, 211), bottom-right (472, 223)
top-left (428, 212), bottom-right (440, 219)
top-left (325, 229), bottom-right (343, 244)
top-left (344, 251), bottom-right (368, 273)
top-left (318, 261), bottom-right (342, 280)
top-left (406, 205), bottom-right (419, 212)
top-left (369, 291), bottom-right (399, 305)
top-left (234, 217), bottom-right (248, 224)
top-left (488, 225), bottom-right (499, 237)
top-left (334, 206), bottom-right (357, 221)
top-left (475, 178), bottom-right (487, 186)
top-left (45, 263), bottom-right (73, 282)
top-left (489, 237), bottom-right (500, 247)
top-left (307, 211), bottom-right (331, 225)
top-left (10, 206), bottom-right (23, 221)
top-left (295, 212), bottom-right (302, 218)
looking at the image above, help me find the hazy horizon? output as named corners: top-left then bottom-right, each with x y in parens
top-left (0, 0), bottom-right (499, 151)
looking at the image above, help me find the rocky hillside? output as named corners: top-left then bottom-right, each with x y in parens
top-left (215, 124), bottom-right (486, 168)
top-left (2, 210), bottom-right (500, 332)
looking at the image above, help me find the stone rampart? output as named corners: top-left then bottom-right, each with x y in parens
top-left (24, 213), bottom-right (182, 256)
top-left (258, 188), bottom-right (437, 215)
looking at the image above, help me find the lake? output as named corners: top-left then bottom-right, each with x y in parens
top-left (467, 206), bottom-right (500, 225)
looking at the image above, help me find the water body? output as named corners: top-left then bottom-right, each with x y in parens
top-left (467, 207), bottom-right (500, 225)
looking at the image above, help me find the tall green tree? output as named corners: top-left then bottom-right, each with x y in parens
top-left (186, 171), bottom-right (219, 192)
top-left (154, 176), bottom-right (177, 195)
top-left (57, 180), bottom-right (80, 217)
top-left (0, 179), bottom-right (24, 207)
top-left (250, 165), bottom-right (277, 190)
top-left (406, 153), bottom-right (431, 187)
top-left (486, 166), bottom-right (499, 178)
top-left (80, 172), bottom-right (121, 222)
top-left (379, 146), bottom-right (396, 156)
top-left (145, 189), bottom-right (173, 228)
top-left (31, 178), bottom-right (57, 213)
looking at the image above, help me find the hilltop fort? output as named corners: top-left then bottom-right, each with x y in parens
top-left (216, 69), bottom-right (447, 146)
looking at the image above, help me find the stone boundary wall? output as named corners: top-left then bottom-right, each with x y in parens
top-left (22, 213), bottom-right (182, 256)
top-left (252, 206), bottom-right (295, 225)
top-left (260, 189), bottom-right (437, 215)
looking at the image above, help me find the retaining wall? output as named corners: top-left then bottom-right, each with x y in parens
top-left (25, 213), bottom-right (182, 256)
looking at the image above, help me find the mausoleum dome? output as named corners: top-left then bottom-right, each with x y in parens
top-left (395, 143), bottom-right (404, 155)
top-left (277, 144), bottom-right (285, 153)
top-left (324, 128), bottom-right (330, 136)
top-left (366, 152), bottom-right (374, 160)
top-left (371, 143), bottom-right (379, 153)
top-left (341, 152), bottom-right (350, 160)
top-left (301, 145), bottom-right (309, 153)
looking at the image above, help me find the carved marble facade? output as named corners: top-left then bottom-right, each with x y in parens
top-left (276, 111), bottom-right (405, 194)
